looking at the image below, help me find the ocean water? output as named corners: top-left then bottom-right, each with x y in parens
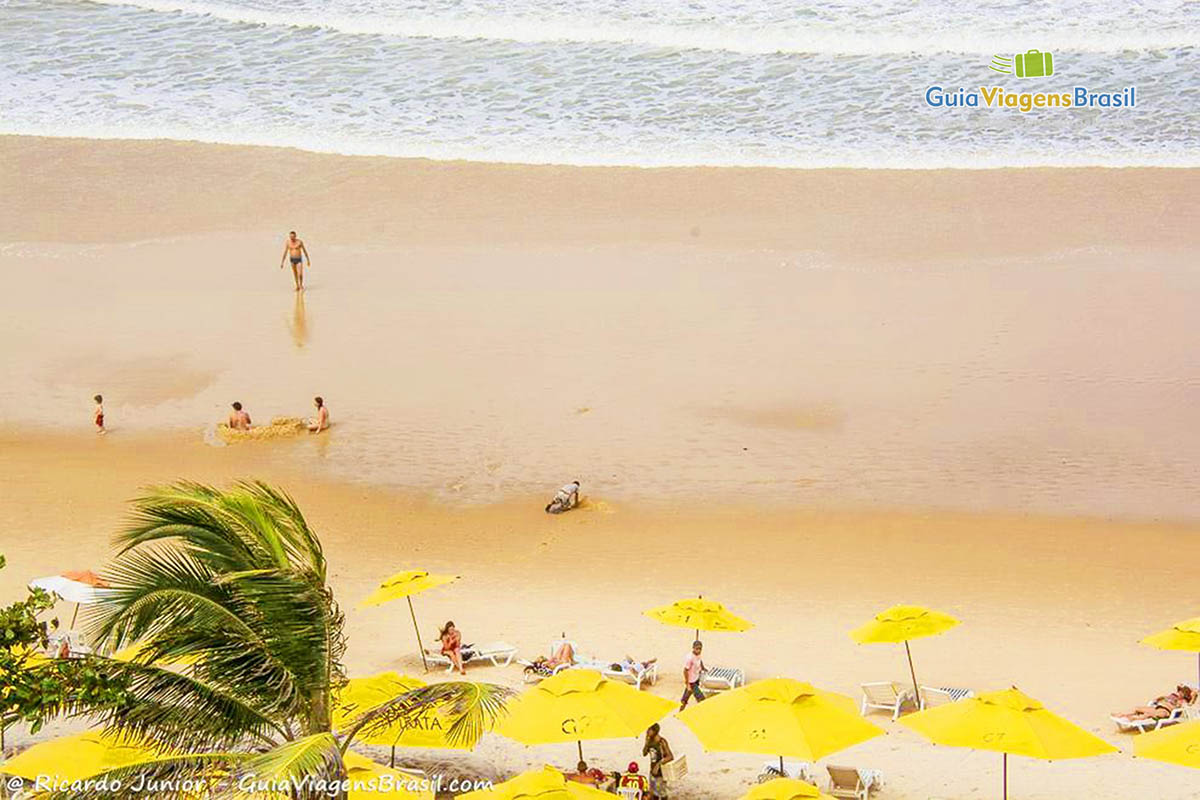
top-left (0, 0), bottom-right (1197, 167)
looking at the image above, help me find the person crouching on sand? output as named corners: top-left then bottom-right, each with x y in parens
top-left (93, 394), bottom-right (106, 434)
top-left (307, 396), bottom-right (329, 432)
top-left (545, 481), bottom-right (580, 513)
top-left (229, 401), bottom-right (252, 431)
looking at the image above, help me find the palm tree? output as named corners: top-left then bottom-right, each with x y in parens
top-left (42, 481), bottom-right (508, 799)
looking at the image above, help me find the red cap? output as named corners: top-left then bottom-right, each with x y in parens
top-left (627, 762), bottom-right (639, 773)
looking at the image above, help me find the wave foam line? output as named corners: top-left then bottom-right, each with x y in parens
top-left (83, 0), bottom-right (1200, 55)
top-left (4, 124), bottom-right (1199, 170)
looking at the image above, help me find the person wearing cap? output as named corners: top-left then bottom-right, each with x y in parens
top-left (618, 761), bottom-right (648, 798)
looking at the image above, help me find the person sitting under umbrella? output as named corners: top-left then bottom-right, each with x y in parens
top-left (1112, 684), bottom-right (1196, 722)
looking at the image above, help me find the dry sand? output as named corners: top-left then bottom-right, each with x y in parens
top-left (2, 135), bottom-right (1200, 798)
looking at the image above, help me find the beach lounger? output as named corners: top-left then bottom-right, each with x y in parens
top-left (919, 685), bottom-right (974, 709)
top-left (826, 765), bottom-right (881, 800)
top-left (47, 631), bottom-right (93, 659)
top-left (859, 682), bottom-right (915, 721)
top-left (426, 641), bottom-right (517, 672)
top-left (1110, 704), bottom-right (1185, 733)
top-left (599, 660), bottom-right (658, 690)
top-left (701, 666), bottom-right (745, 692)
top-left (757, 760), bottom-right (815, 784)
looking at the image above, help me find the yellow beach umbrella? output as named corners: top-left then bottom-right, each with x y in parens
top-left (360, 570), bottom-right (459, 672)
top-left (1141, 617), bottom-right (1200, 687)
top-left (334, 672), bottom-right (475, 765)
top-left (0, 731), bottom-right (160, 784)
top-left (344, 751), bottom-right (435, 799)
top-left (458, 765), bottom-right (615, 800)
top-left (739, 777), bottom-right (835, 800)
top-left (850, 605), bottom-right (960, 708)
top-left (1132, 718), bottom-right (1200, 769)
top-left (496, 669), bottom-right (675, 760)
top-left (899, 687), bottom-right (1116, 799)
top-left (677, 678), bottom-right (885, 773)
top-left (644, 597), bottom-right (753, 642)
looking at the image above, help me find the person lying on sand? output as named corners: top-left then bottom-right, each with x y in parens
top-left (307, 396), bottom-right (329, 432)
top-left (228, 401), bottom-right (252, 431)
top-left (545, 480), bottom-right (580, 514)
top-left (1113, 684), bottom-right (1196, 721)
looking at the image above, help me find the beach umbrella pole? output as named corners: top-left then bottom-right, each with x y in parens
top-left (904, 640), bottom-right (921, 708)
top-left (1002, 752), bottom-right (1007, 800)
top-left (70, 602), bottom-right (80, 630)
top-left (408, 597), bottom-right (428, 673)
top-left (577, 740), bottom-right (584, 761)
top-left (391, 744), bottom-right (396, 769)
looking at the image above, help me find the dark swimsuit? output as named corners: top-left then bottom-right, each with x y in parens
top-left (290, 256), bottom-right (302, 265)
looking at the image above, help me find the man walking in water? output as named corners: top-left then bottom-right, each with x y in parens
top-left (279, 231), bottom-right (311, 291)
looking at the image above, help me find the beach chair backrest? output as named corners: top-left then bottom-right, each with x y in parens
top-left (827, 765), bottom-right (863, 790)
top-left (862, 682), bottom-right (899, 703)
top-left (617, 789), bottom-right (640, 800)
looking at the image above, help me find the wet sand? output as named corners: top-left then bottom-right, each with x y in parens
top-left (2, 135), bottom-right (1200, 798)
top-left (2, 431), bottom-right (1200, 798)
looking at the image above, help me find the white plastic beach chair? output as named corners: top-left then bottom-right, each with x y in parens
top-left (919, 685), bottom-right (974, 709)
top-left (758, 760), bottom-right (815, 784)
top-left (859, 682), bottom-right (915, 721)
top-left (1110, 704), bottom-right (1185, 733)
top-left (600, 660), bottom-right (659, 690)
top-left (701, 666), bottom-right (745, 692)
top-left (426, 641), bottom-right (517, 672)
top-left (826, 765), bottom-right (881, 800)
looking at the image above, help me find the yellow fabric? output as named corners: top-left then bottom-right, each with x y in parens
top-left (850, 605), bottom-right (960, 644)
top-left (458, 765), bottom-right (615, 800)
top-left (676, 678), bottom-right (884, 761)
top-left (332, 672), bottom-right (475, 750)
top-left (643, 598), bottom-right (753, 633)
top-left (0, 732), bottom-right (161, 783)
top-left (495, 669), bottom-right (675, 745)
top-left (739, 777), bottom-right (835, 800)
top-left (1132, 719), bottom-right (1200, 768)
top-left (112, 640), bottom-right (200, 665)
top-left (343, 751), bottom-right (435, 799)
top-left (1141, 618), bottom-right (1200, 652)
top-left (899, 687), bottom-right (1116, 759)
top-left (359, 571), bottom-right (459, 607)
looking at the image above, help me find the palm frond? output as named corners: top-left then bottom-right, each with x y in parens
top-left (341, 682), bottom-right (512, 750)
top-left (221, 733), bottom-right (344, 800)
top-left (38, 752), bottom-right (247, 800)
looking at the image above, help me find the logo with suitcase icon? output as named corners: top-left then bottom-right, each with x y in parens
top-left (989, 50), bottom-right (1054, 78)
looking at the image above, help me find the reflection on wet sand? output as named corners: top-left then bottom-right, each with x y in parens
top-left (288, 290), bottom-right (308, 348)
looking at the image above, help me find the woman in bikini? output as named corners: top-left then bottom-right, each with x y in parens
top-left (437, 620), bottom-right (467, 675)
top-left (1113, 684), bottom-right (1196, 721)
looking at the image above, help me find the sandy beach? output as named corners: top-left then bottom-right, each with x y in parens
top-left (3, 135), bottom-right (1200, 798)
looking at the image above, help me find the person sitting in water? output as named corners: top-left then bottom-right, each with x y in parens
top-left (545, 480), bottom-right (580, 514)
top-left (307, 396), bottom-right (329, 432)
top-left (434, 620), bottom-right (468, 675)
top-left (1113, 684), bottom-right (1196, 721)
top-left (228, 401), bottom-right (252, 430)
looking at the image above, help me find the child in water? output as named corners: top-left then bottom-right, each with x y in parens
top-left (93, 394), bottom-right (106, 434)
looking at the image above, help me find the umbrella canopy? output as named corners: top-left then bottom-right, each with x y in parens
top-left (739, 777), bottom-right (835, 800)
top-left (0, 731), bottom-right (159, 783)
top-left (29, 572), bottom-right (108, 604)
top-left (1141, 617), bottom-right (1200, 686)
top-left (1132, 718), bottom-right (1200, 769)
top-left (359, 570), bottom-right (459, 672)
top-left (644, 597), bottom-right (753, 641)
top-left (333, 672), bottom-right (476, 754)
top-left (495, 669), bottom-right (674, 758)
top-left (458, 765), bottom-right (615, 800)
top-left (899, 687), bottom-right (1116, 799)
top-left (850, 605), bottom-right (960, 708)
top-left (344, 751), bottom-right (435, 800)
top-left (677, 678), bottom-right (884, 762)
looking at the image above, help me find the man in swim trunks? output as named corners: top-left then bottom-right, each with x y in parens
top-left (229, 401), bottom-right (252, 431)
top-left (279, 231), bottom-right (311, 291)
